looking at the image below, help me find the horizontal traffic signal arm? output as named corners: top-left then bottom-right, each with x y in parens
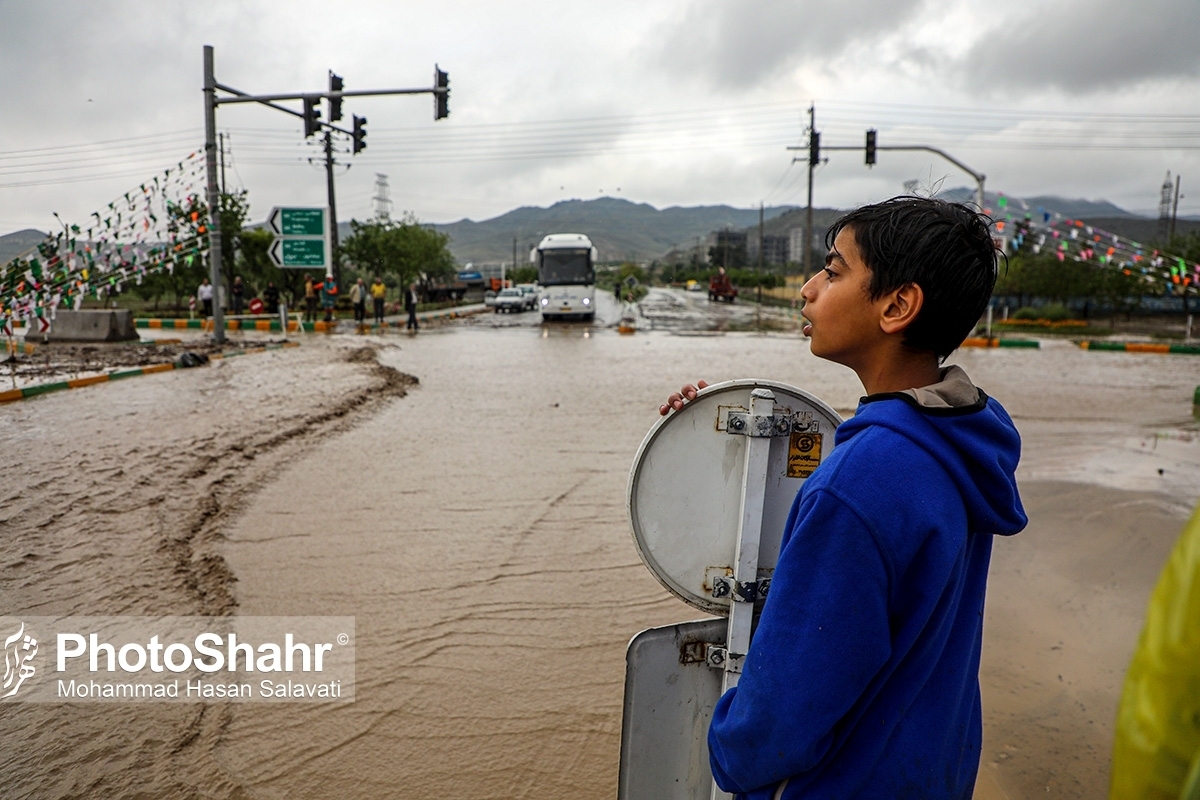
top-left (214, 82), bottom-right (353, 136)
top-left (212, 82), bottom-right (442, 136)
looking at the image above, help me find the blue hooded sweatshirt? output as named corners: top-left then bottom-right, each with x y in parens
top-left (708, 366), bottom-right (1027, 799)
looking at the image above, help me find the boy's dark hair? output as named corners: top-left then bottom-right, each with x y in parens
top-left (825, 196), bottom-right (999, 359)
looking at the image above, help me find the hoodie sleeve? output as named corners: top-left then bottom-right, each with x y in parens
top-left (708, 486), bottom-right (893, 795)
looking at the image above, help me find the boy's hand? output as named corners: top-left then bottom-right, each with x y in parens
top-left (659, 381), bottom-right (709, 416)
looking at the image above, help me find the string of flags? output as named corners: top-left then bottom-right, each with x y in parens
top-left (1, 152), bottom-right (211, 336)
top-left (989, 193), bottom-right (1198, 297)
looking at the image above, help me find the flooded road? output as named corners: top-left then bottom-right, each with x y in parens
top-left (466, 286), bottom-right (801, 334)
top-left (2, 315), bottom-right (1199, 799)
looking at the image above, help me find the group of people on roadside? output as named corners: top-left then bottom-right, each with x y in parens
top-left (349, 276), bottom-right (421, 330)
top-left (194, 276), bottom-right (281, 318)
top-left (194, 275), bottom-right (420, 330)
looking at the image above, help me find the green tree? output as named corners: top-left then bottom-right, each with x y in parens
top-left (217, 191), bottom-right (249, 288)
top-left (708, 240), bottom-right (747, 270)
top-left (340, 213), bottom-right (455, 291)
top-left (507, 266), bottom-right (537, 284)
top-left (996, 251), bottom-right (1148, 315)
top-left (616, 262), bottom-right (646, 284)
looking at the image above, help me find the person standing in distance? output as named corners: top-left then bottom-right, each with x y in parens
top-left (350, 277), bottom-right (368, 329)
top-left (303, 275), bottom-right (317, 322)
top-left (263, 281), bottom-right (280, 315)
top-left (662, 197), bottom-right (1027, 800)
top-left (370, 276), bottom-right (387, 325)
top-left (405, 282), bottom-right (420, 331)
top-left (197, 277), bottom-right (214, 318)
top-left (231, 276), bottom-right (245, 316)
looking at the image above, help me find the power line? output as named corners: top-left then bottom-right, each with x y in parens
top-left (4, 99), bottom-right (1200, 192)
top-left (0, 129), bottom-right (202, 160)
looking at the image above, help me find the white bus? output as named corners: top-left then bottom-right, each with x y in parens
top-left (531, 233), bottom-right (597, 322)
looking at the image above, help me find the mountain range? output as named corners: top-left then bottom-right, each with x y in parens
top-left (5, 192), bottom-right (1199, 267)
top-left (426, 197), bottom-right (798, 265)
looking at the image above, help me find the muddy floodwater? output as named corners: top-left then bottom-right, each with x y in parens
top-left (2, 305), bottom-right (1199, 799)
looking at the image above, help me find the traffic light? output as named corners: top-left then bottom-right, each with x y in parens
top-left (303, 95), bottom-right (321, 137)
top-left (329, 72), bottom-right (344, 122)
top-left (434, 65), bottom-right (450, 120)
top-left (352, 115), bottom-right (367, 154)
top-left (808, 131), bottom-right (820, 166)
top-left (865, 129), bottom-right (877, 166)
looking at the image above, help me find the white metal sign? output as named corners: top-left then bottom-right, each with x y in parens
top-left (621, 380), bottom-right (842, 800)
top-left (626, 380), bottom-right (842, 615)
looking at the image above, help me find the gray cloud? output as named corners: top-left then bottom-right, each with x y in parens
top-left (650, 0), bottom-right (928, 90)
top-left (962, 0), bottom-right (1200, 94)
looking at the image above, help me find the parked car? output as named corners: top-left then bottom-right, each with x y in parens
top-left (516, 283), bottom-right (540, 310)
top-left (494, 287), bottom-right (528, 313)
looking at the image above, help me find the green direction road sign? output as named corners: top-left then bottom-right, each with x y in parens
top-left (272, 238), bottom-right (326, 267)
top-left (268, 206), bottom-right (325, 236)
top-left (267, 205), bottom-right (329, 270)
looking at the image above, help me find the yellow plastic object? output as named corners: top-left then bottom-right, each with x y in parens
top-left (1110, 503), bottom-right (1200, 800)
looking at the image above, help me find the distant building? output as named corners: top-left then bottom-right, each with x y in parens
top-left (789, 227), bottom-right (814, 268)
top-left (747, 234), bottom-right (789, 267)
top-left (706, 229), bottom-right (748, 266)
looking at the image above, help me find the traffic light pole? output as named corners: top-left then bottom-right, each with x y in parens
top-left (821, 142), bottom-right (987, 210)
top-left (201, 44), bottom-right (449, 313)
top-left (789, 119), bottom-right (987, 299)
top-left (203, 46), bottom-right (226, 342)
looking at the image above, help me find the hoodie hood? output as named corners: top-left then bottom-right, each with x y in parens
top-left (843, 366), bottom-right (1027, 537)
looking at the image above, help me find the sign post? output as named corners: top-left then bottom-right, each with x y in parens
top-left (267, 206), bottom-right (331, 273)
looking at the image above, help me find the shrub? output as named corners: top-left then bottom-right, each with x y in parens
top-left (1012, 303), bottom-right (1072, 321)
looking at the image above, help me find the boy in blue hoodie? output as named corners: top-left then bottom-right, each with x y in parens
top-left (661, 197), bottom-right (1028, 799)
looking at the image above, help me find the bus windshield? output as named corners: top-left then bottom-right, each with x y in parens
top-left (539, 249), bottom-right (593, 286)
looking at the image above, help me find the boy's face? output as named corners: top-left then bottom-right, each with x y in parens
top-left (799, 227), bottom-right (887, 369)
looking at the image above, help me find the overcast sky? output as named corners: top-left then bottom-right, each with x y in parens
top-left (2, 0), bottom-right (1199, 236)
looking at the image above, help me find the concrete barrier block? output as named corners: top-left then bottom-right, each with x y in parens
top-left (27, 310), bottom-right (139, 343)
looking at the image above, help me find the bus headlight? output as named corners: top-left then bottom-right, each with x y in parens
top-left (582, 297), bottom-right (591, 306)
top-left (540, 297), bottom-right (549, 306)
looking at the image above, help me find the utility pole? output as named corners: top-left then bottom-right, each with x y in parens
top-left (219, 132), bottom-right (227, 195)
top-left (323, 129), bottom-right (340, 286)
top-left (805, 104), bottom-right (816, 281)
top-left (1171, 174), bottom-right (1182, 242)
top-left (758, 202), bottom-right (764, 270)
top-left (513, 236), bottom-right (517, 281)
top-left (1158, 172), bottom-right (1174, 241)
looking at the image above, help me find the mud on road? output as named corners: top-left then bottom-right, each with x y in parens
top-left (0, 341), bottom-right (414, 799)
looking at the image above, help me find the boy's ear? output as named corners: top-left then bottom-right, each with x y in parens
top-left (878, 282), bottom-right (925, 335)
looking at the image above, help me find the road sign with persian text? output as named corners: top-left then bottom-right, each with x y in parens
top-left (267, 206), bottom-right (330, 270)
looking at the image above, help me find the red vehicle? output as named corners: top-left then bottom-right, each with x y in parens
top-left (709, 270), bottom-right (738, 303)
